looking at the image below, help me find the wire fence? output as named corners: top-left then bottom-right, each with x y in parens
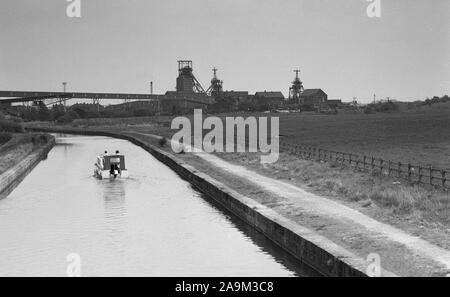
top-left (279, 141), bottom-right (449, 189)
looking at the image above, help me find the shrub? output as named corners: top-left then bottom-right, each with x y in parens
top-left (0, 132), bottom-right (12, 145)
top-left (364, 101), bottom-right (399, 114)
top-left (158, 137), bottom-right (167, 147)
top-left (56, 110), bottom-right (80, 124)
top-left (364, 106), bottom-right (376, 114)
top-left (378, 101), bottom-right (399, 112)
top-left (0, 120), bottom-right (24, 133)
top-left (67, 110), bottom-right (80, 120)
top-left (133, 109), bottom-right (153, 117)
top-left (31, 134), bottom-right (50, 145)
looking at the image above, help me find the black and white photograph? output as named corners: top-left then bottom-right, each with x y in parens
top-left (0, 0), bottom-right (449, 284)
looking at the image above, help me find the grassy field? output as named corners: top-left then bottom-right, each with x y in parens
top-left (277, 103), bottom-right (450, 170)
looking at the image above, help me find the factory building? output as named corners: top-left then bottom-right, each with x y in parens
top-left (222, 91), bottom-right (250, 110)
top-left (161, 91), bottom-right (213, 115)
top-left (254, 91), bottom-right (285, 108)
top-left (327, 99), bottom-right (343, 109)
top-left (299, 89), bottom-right (328, 110)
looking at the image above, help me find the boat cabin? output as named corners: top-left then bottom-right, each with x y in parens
top-left (97, 155), bottom-right (126, 171)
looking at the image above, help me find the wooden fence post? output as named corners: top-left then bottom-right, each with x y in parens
top-left (398, 162), bottom-right (401, 178)
top-left (430, 166), bottom-right (433, 186)
top-left (408, 164), bottom-right (412, 181)
top-left (418, 166), bottom-right (422, 183)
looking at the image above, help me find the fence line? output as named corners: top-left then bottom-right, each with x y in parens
top-left (278, 141), bottom-right (449, 189)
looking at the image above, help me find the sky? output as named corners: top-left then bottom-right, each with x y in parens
top-left (0, 0), bottom-right (449, 103)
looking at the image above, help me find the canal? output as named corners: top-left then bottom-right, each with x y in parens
top-left (0, 134), bottom-right (313, 277)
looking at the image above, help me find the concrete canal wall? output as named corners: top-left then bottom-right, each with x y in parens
top-left (26, 127), bottom-right (368, 277)
top-left (0, 135), bottom-right (55, 198)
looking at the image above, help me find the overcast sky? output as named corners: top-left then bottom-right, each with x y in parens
top-left (0, 0), bottom-right (449, 102)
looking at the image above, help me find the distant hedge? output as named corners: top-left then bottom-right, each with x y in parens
top-left (0, 120), bottom-right (24, 133)
top-left (364, 101), bottom-right (399, 114)
top-left (56, 110), bottom-right (80, 124)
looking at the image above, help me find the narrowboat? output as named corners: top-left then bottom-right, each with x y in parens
top-left (94, 154), bottom-right (129, 179)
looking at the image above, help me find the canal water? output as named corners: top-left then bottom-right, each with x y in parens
top-left (0, 134), bottom-right (312, 277)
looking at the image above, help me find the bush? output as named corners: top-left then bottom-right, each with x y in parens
top-left (158, 137), bottom-right (168, 147)
top-left (364, 106), bottom-right (376, 114)
top-left (0, 132), bottom-right (12, 145)
top-left (378, 101), bottom-right (399, 112)
top-left (56, 110), bottom-right (80, 124)
top-left (0, 120), bottom-right (24, 133)
top-left (364, 101), bottom-right (399, 114)
top-left (56, 114), bottom-right (73, 124)
top-left (422, 95), bottom-right (449, 106)
top-left (133, 109), bottom-right (153, 117)
top-left (67, 110), bottom-right (80, 120)
top-left (31, 134), bottom-right (50, 145)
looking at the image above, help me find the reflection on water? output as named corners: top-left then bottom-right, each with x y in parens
top-left (102, 179), bottom-right (127, 219)
top-left (0, 134), bottom-right (313, 277)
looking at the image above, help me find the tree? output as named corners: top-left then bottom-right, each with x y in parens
top-left (51, 105), bottom-right (66, 120)
top-left (38, 105), bottom-right (51, 121)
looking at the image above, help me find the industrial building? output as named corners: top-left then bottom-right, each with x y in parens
top-left (223, 91), bottom-right (250, 110)
top-left (254, 92), bottom-right (285, 108)
top-left (299, 89), bottom-right (328, 109)
top-left (327, 99), bottom-right (343, 109)
top-left (160, 60), bottom-right (214, 114)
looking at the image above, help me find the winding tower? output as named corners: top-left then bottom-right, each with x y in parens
top-left (176, 60), bottom-right (206, 94)
top-left (289, 69), bottom-right (304, 104)
top-left (206, 68), bottom-right (223, 97)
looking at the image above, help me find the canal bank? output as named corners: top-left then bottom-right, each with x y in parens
top-left (0, 134), bottom-right (55, 199)
top-left (26, 126), bottom-right (371, 277)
